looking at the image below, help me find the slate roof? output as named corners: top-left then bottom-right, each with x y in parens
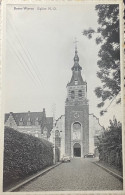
top-left (5, 111), bottom-right (53, 129)
top-left (67, 71), bottom-right (86, 86)
top-left (67, 48), bottom-right (86, 86)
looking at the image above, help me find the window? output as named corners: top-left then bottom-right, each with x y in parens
top-left (35, 118), bottom-right (39, 126)
top-left (73, 122), bottom-right (81, 130)
top-left (55, 130), bottom-right (59, 137)
top-left (19, 118), bottom-right (23, 126)
top-left (78, 90), bottom-right (82, 98)
top-left (73, 122), bottom-right (81, 140)
top-left (35, 131), bottom-right (38, 137)
top-left (27, 122), bottom-right (31, 126)
top-left (19, 121), bottom-right (23, 126)
top-left (71, 91), bottom-right (75, 99)
top-left (55, 137), bottom-right (61, 147)
top-left (35, 121), bottom-right (39, 126)
top-left (75, 80), bottom-right (78, 85)
top-left (27, 117), bottom-right (31, 126)
top-left (43, 130), bottom-right (47, 136)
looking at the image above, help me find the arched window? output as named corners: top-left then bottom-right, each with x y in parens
top-left (73, 122), bottom-right (81, 130)
top-left (71, 91), bottom-right (75, 99)
top-left (78, 90), bottom-right (82, 98)
top-left (73, 122), bottom-right (81, 140)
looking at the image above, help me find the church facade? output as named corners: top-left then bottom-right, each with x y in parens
top-left (50, 47), bottom-right (104, 158)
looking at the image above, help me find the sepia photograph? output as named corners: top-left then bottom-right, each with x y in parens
top-left (0, 0), bottom-right (124, 194)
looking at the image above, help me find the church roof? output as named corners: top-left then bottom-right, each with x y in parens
top-left (71, 49), bottom-right (82, 71)
top-left (67, 71), bottom-right (86, 86)
top-left (67, 48), bottom-right (86, 86)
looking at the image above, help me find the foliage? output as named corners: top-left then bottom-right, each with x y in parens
top-left (3, 127), bottom-right (53, 191)
top-left (83, 5), bottom-right (120, 115)
top-left (97, 118), bottom-right (122, 169)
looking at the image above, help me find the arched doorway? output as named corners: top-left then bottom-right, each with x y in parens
top-left (73, 143), bottom-right (81, 157)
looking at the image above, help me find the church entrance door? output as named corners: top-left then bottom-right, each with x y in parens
top-left (73, 143), bottom-right (81, 157)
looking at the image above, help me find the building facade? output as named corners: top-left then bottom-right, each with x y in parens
top-left (49, 115), bottom-right (65, 159)
top-left (89, 114), bottom-right (104, 155)
top-left (5, 108), bottom-right (53, 140)
top-left (51, 114), bottom-right (104, 158)
top-left (65, 48), bottom-right (89, 157)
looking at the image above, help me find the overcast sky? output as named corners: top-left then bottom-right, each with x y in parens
top-left (4, 3), bottom-right (122, 128)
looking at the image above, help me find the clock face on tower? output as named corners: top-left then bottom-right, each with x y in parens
top-left (74, 112), bottom-right (79, 118)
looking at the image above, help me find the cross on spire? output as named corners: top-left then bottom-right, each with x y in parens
top-left (73, 37), bottom-right (78, 51)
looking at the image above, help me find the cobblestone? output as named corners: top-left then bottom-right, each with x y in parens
top-left (17, 158), bottom-right (123, 191)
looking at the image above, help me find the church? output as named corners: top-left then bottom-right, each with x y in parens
top-left (50, 46), bottom-right (104, 158)
top-left (65, 46), bottom-right (89, 157)
top-left (4, 45), bottom-right (104, 158)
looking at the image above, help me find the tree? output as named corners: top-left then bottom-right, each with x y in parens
top-left (83, 5), bottom-right (120, 115)
top-left (97, 118), bottom-right (122, 168)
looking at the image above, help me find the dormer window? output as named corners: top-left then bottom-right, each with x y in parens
top-left (19, 118), bottom-right (23, 126)
top-left (27, 117), bottom-right (31, 126)
top-left (35, 117), bottom-right (39, 126)
top-left (71, 91), bottom-right (75, 99)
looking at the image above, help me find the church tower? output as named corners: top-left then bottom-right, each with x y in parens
top-left (65, 46), bottom-right (89, 157)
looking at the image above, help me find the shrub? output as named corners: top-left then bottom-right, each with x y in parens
top-left (97, 118), bottom-right (122, 170)
top-left (3, 127), bottom-right (53, 190)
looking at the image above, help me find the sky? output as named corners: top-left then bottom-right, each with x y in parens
top-left (3, 3), bottom-right (122, 128)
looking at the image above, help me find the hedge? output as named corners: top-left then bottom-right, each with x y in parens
top-left (3, 127), bottom-right (54, 191)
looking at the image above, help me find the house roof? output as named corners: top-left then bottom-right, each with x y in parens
top-left (5, 111), bottom-right (53, 130)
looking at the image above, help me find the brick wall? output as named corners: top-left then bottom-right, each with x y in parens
top-left (65, 103), bottom-right (89, 157)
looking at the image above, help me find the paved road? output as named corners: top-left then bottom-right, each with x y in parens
top-left (17, 158), bottom-right (123, 191)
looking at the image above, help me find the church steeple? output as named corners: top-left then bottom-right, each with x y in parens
top-left (67, 46), bottom-right (85, 86)
top-left (72, 47), bottom-right (82, 71)
top-left (66, 43), bottom-right (87, 102)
